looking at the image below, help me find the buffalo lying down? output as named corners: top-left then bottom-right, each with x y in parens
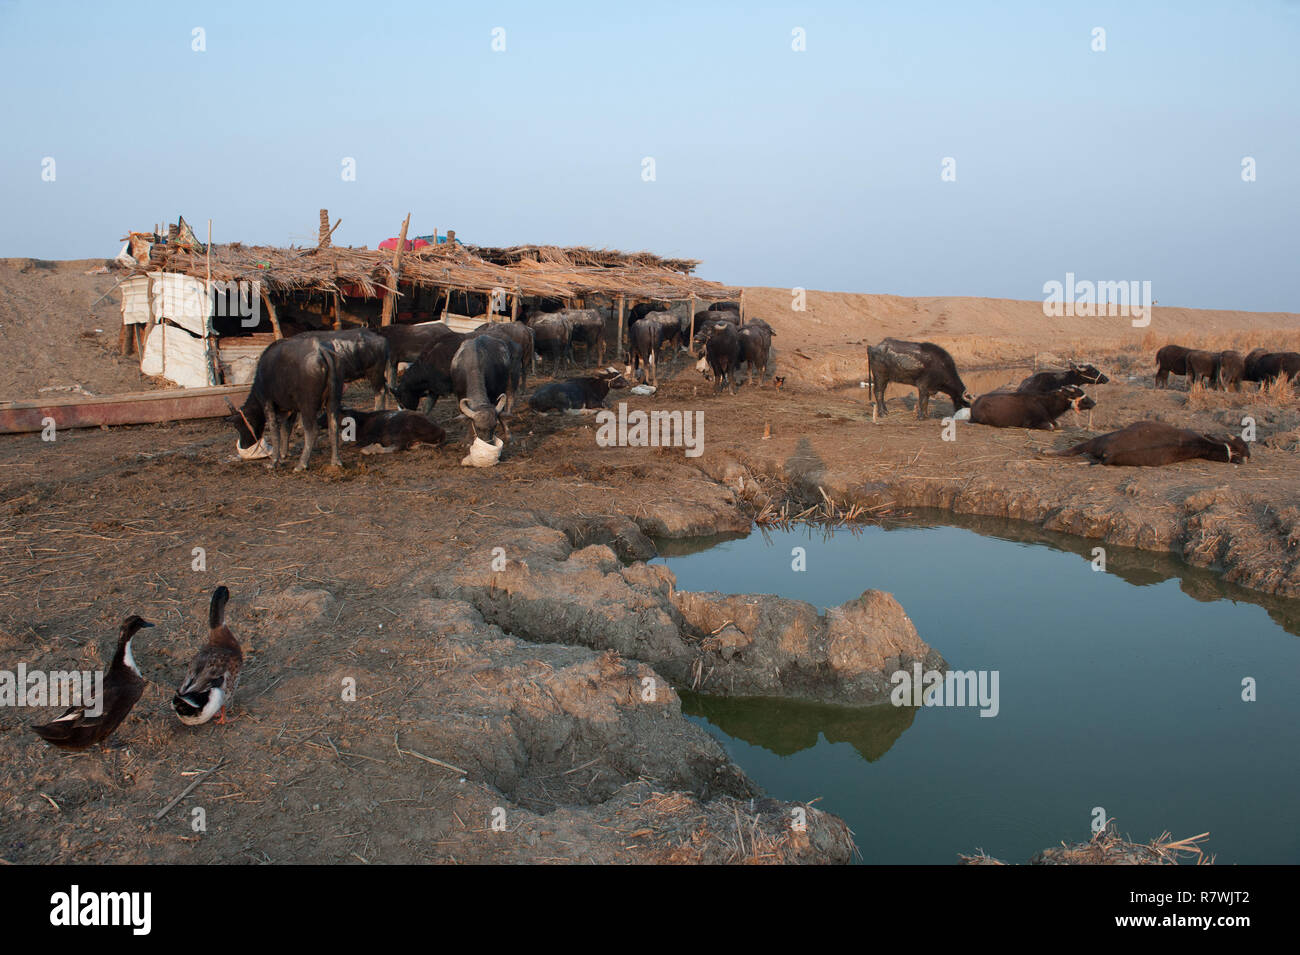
top-left (337, 408), bottom-right (445, 453)
top-left (1056, 421), bottom-right (1250, 466)
top-left (971, 386), bottom-right (1095, 430)
top-left (1017, 362), bottom-right (1108, 393)
top-left (867, 338), bottom-right (972, 419)
top-left (529, 368), bottom-right (626, 413)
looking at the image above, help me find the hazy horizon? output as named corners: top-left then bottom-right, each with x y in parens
top-left (1, 0), bottom-right (1296, 312)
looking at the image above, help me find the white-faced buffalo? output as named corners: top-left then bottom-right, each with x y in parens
top-left (1154, 344), bottom-right (1192, 387)
top-left (867, 338), bottom-right (973, 420)
top-left (1056, 420), bottom-right (1250, 467)
top-left (337, 408), bottom-right (445, 453)
top-left (468, 321), bottom-right (535, 392)
top-left (1017, 362), bottom-right (1108, 393)
top-left (299, 328), bottom-right (391, 409)
top-left (527, 313), bottom-right (573, 377)
top-left (393, 332), bottom-right (467, 412)
top-left (452, 335), bottom-right (518, 444)
top-left (529, 368), bottom-right (626, 413)
top-left (703, 321), bottom-right (744, 394)
top-left (971, 386), bottom-right (1095, 430)
top-left (1244, 349), bottom-right (1300, 386)
top-left (627, 312), bottom-right (683, 387)
top-left (737, 324), bottom-right (772, 385)
top-left (230, 336), bottom-right (342, 471)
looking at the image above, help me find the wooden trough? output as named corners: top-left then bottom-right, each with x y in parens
top-left (0, 384), bottom-right (252, 435)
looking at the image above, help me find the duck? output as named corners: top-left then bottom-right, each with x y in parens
top-left (172, 586), bottom-right (243, 726)
top-left (29, 615), bottom-right (153, 748)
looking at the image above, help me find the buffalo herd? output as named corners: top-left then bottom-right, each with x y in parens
top-left (229, 303), bottom-right (1281, 473)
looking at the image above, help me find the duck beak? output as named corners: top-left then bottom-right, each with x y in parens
top-left (139, 620), bottom-right (156, 628)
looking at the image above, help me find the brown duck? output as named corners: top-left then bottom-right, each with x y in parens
top-left (172, 586), bottom-right (243, 726)
top-left (29, 615), bottom-right (153, 748)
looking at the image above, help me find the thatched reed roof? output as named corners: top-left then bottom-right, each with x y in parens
top-left (129, 238), bottom-right (738, 303)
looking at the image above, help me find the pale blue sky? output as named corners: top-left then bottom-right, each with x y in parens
top-left (0, 0), bottom-right (1296, 309)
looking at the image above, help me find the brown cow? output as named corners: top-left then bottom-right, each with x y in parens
top-left (1184, 349), bottom-right (1219, 386)
top-left (1056, 421), bottom-right (1250, 467)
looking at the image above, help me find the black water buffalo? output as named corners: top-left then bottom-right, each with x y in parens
top-left (529, 368), bottom-right (626, 413)
top-left (971, 386), bottom-right (1095, 430)
top-left (231, 336), bottom-right (342, 471)
top-left (468, 321), bottom-right (534, 392)
top-left (743, 317), bottom-right (776, 338)
top-left (628, 312), bottom-right (683, 386)
top-left (703, 321), bottom-right (744, 394)
top-left (1184, 349), bottom-right (1220, 385)
top-left (709, 301), bottom-right (741, 312)
top-left (737, 324), bottom-right (772, 385)
top-left (299, 328), bottom-right (391, 409)
top-left (337, 408), bottom-right (445, 452)
top-left (1017, 362), bottom-right (1108, 393)
top-left (528, 313), bottom-right (573, 376)
top-left (560, 309), bottom-right (607, 366)
top-left (1217, 350), bottom-right (1245, 390)
top-left (1245, 350), bottom-right (1300, 385)
top-left (393, 332), bottom-right (467, 411)
top-left (867, 338), bottom-right (972, 420)
top-left (693, 308), bottom-right (739, 329)
top-left (1056, 421), bottom-right (1250, 467)
top-left (374, 321), bottom-right (458, 379)
top-left (452, 335), bottom-right (516, 444)
top-left (1154, 344), bottom-right (1192, 387)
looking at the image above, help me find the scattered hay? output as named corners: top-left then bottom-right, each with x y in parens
top-left (960, 822), bottom-right (1213, 865)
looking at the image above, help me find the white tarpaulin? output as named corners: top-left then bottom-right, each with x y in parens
top-left (150, 272), bottom-right (212, 336)
top-left (140, 322), bottom-right (215, 388)
top-left (120, 275), bottom-right (152, 324)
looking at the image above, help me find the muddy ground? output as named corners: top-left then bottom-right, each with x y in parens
top-left (2, 260), bottom-right (1299, 864)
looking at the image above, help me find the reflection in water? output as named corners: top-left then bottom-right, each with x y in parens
top-left (681, 690), bottom-right (917, 761)
top-left (659, 514), bottom-right (1300, 864)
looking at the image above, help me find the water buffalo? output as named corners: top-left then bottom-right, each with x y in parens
top-left (1056, 421), bottom-right (1250, 466)
top-left (1154, 344), bottom-right (1191, 387)
top-left (230, 336), bottom-right (342, 471)
top-left (299, 328), bottom-right (391, 409)
top-left (561, 309), bottom-right (607, 366)
top-left (867, 338), bottom-right (972, 420)
top-left (337, 408), bottom-right (445, 453)
top-left (1217, 350), bottom-right (1245, 391)
top-left (1017, 362), bottom-right (1109, 393)
top-left (452, 335), bottom-right (516, 444)
top-left (393, 332), bottom-right (467, 411)
top-left (628, 312), bottom-right (683, 386)
top-left (704, 321), bottom-right (744, 394)
top-left (1184, 349), bottom-right (1220, 386)
top-left (737, 324), bottom-right (772, 385)
top-left (529, 368), bottom-right (626, 413)
top-left (709, 301), bottom-right (741, 312)
top-left (971, 386), bottom-right (1095, 430)
top-left (1245, 350), bottom-right (1300, 386)
top-left (374, 321), bottom-right (459, 385)
top-left (528, 313), bottom-right (573, 377)
top-left (468, 321), bottom-right (535, 392)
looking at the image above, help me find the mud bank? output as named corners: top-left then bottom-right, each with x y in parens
top-left (423, 526), bottom-right (942, 704)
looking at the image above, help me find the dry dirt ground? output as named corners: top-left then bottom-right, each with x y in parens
top-left (2, 258), bottom-right (1298, 864)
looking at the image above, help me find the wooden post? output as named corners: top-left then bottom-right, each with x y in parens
top-left (261, 288), bottom-right (283, 339)
top-left (688, 295), bottom-right (696, 347)
top-left (739, 289), bottom-right (746, 325)
top-left (381, 213), bottom-right (411, 327)
top-left (616, 294), bottom-right (625, 361)
top-left (511, 289), bottom-right (519, 321)
top-left (205, 219), bottom-right (218, 384)
top-left (441, 287), bottom-right (451, 322)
